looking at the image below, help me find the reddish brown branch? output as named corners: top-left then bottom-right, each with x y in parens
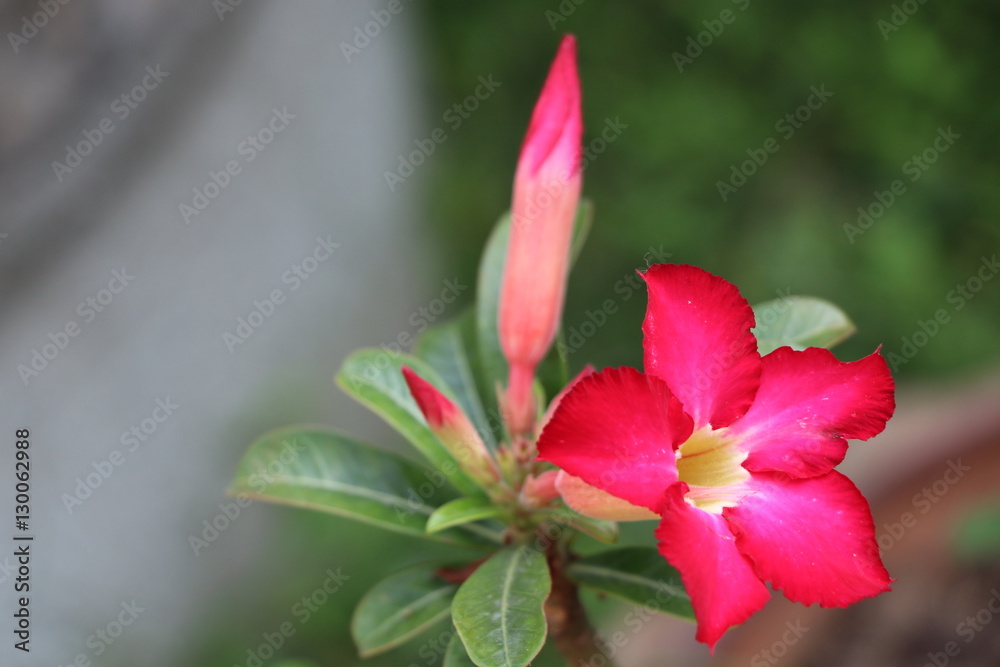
top-left (545, 549), bottom-right (616, 667)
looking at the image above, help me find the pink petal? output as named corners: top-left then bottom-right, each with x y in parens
top-left (656, 483), bottom-right (771, 650)
top-left (536, 366), bottom-right (693, 512)
top-left (724, 471), bottom-right (892, 607)
top-left (555, 471), bottom-right (659, 521)
top-left (730, 347), bottom-right (895, 478)
top-left (515, 34), bottom-right (582, 179)
top-left (641, 264), bottom-right (761, 430)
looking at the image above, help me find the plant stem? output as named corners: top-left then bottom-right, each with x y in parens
top-left (545, 546), bottom-right (617, 667)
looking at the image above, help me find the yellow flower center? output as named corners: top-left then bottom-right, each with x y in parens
top-left (675, 426), bottom-right (750, 514)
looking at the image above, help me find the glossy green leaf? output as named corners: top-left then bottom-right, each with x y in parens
top-left (566, 547), bottom-right (694, 620)
top-left (444, 631), bottom-right (479, 667)
top-left (229, 426), bottom-right (498, 548)
top-left (427, 497), bottom-right (506, 534)
top-left (475, 212), bottom-right (511, 412)
top-left (336, 350), bottom-right (479, 496)
top-left (452, 546), bottom-right (552, 667)
top-left (540, 508), bottom-right (619, 545)
top-left (352, 562), bottom-right (459, 657)
top-left (414, 311), bottom-right (498, 448)
top-left (752, 296), bottom-right (856, 356)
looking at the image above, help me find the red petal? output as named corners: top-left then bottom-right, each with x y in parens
top-left (537, 364), bottom-right (595, 434)
top-left (724, 471), bottom-right (892, 607)
top-left (730, 348), bottom-right (895, 478)
top-left (655, 484), bottom-right (771, 650)
top-left (641, 264), bottom-right (761, 430)
top-left (536, 367), bottom-right (693, 512)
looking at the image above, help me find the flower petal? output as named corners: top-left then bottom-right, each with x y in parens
top-left (537, 364), bottom-right (595, 435)
top-left (730, 347), bottom-right (895, 478)
top-left (724, 471), bottom-right (892, 607)
top-left (641, 264), bottom-right (761, 430)
top-left (655, 483), bottom-right (771, 650)
top-left (536, 366), bottom-right (693, 512)
top-left (555, 471), bottom-right (659, 521)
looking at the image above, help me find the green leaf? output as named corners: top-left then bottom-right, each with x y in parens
top-left (752, 296), bottom-right (856, 356)
top-left (352, 562), bottom-right (459, 657)
top-left (475, 212), bottom-right (511, 412)
top-left (414, 311), bottom-right (498, 448)
top-left (427, 497), bottom-right (506, 534)
top-left (566, 547), bottom-right (694, 620)
top-left (452, 546), bottom-right (552, 667)
top-left (444, 631), bottom-right (479, 667)
top-left (569, 199), bottom-right (594, 265)
top-left (540, 508), bottom-right (619, 545)
top-left (336, 350), bottom-right (480, 496)
top-left (475, 201), bottom-right (595, 415)
top-left (229, 426), bottom-right (498, 548)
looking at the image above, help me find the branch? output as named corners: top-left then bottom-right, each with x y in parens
top-left (545, 548), bottom-right (616, 667)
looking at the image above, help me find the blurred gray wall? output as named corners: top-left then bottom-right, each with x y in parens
top-left (0, 2), bottom-right (440, 665)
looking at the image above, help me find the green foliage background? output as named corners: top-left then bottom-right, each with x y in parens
top-left (417, 1), bottom-right (999, 379)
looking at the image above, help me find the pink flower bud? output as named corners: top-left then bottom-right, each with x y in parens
top-left (402, 366), bottom-right (499, 488)
top-left (499, 35), bottom-right (583, 434)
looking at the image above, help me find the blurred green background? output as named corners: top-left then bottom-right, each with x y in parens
top-left (422, 1), bottom-right (999, 379)
top-left (186, 2), bottom-right (999, 665)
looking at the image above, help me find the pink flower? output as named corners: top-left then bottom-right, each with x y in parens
top-left (536, 264), bottom-right (896, 649)
top-left (498, 34), bottom-right (583, 435)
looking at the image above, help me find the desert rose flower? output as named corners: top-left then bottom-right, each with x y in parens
top-left (537, 264), bottom-right (896, 649)
top-left (498, 34), bottom-right (582, 435)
